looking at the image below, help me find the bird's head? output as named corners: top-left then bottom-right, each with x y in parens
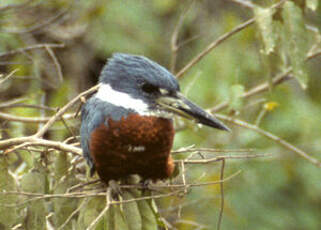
top-left (96, 53), bottom-right (230, 131)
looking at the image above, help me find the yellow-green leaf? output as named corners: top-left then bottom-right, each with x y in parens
top-left (121, 190), bottom-right (142, 230)
top-left (108, 205), bottom-right (128, 230)
top-left (254, 6), bottom-right (276, 54)
top-left (228, 84), bottom-right (245, 112)
top-left (282, 1), bottom-right (310, 89)
top-left (0, 158), bottom-right (19, 228)
top-left (306, 0), bottom-right (319, 11)
top-left (138, 191), bottom-right (158, 230)
top-left (21, 171), bottom-right (46, 230)
top-left (77, 197), bottom-right (107, 229)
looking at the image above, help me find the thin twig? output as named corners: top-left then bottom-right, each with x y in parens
top-left (1, 171), bottom-right (241, 206)
top-left (0, 69), bottom-right (19, 85)
top-left (172, 147), bottom-right (254, 154)
top-left (0, 0), bottom-right (33, 12)
top-left (170, 0), bottom-right (194, 73)
top-left (45, 45), bottom-right (63, 83)
top-left (215, 114), bottom-right (321, 167)
top-left (175, 0), bottom-right (287, 78)
top-left (2, 138), bottom-right (82, 155)
top-left (211, 69), bottom-right (292, 112)
top-left (0, 103), bottom-right (56, 111)
top-left (0, 111), bottom-right (75, 123)
top-left (0, 98), bottom-right (28, 108)
top-left (176, 153), bottom-right (271, 164)
top-left (228, 0), bottom-right (255, 9)
top-left (175, 18), bottom-right (254, 78)
top-left (34, 84), bottom-right (100, 138)
top-left (57, 198), bottom-right (88, 230)
top-left (217, 159), bottom-right (225, 230)
top-left (211, 46), bottom-right (321, 113)
top-left (180, 161), bottom-right (188, 194)
top-left (86, 188), bottom-right (111, 230)
top-left (1, 7), bottom-right (70, 34)
top-left (0, 43), bottom-right (65, 58)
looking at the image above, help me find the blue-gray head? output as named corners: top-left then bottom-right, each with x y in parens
top-left (95, 53), bottom-right (230, 131)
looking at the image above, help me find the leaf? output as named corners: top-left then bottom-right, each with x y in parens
top-left (54, 152), bottom-right (69, 181)
top-left (137, 191), bottom-right (158, 230)
top-left (306, 0), bottom-right (319, 11)
top-left (77, 197), bottom-right (107, 229)
top-left (21, 171), bottom-right (46, 230)
top-left (254, 6), bottom-right (276, 54)
top-left (228, 84), bottom-right (245, 112)
top-left (108, 205), bottom-right (128, 230)
top-left (53, 152), bottom-right (78, 228)
top-left (282, 1), bottom-right (310, 89)
top-left (0, 158), bottom-right (19, 228)
top-left (121, 190), bottom-right (142, 230)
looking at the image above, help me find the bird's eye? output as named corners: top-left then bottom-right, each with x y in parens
top-left (141, 83), bottom-right (159, 94)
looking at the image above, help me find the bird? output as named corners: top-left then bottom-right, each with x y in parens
top-left (80, 53), bottom-right (230, 184)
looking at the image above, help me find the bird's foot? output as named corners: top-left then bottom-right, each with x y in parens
top-left (108, 180), bottom-right (122, 199)
top-left (141, 179), bottom-right (153, 191)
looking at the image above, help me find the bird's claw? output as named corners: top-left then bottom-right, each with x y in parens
top-left (108, 180), bottom-right (122, 198)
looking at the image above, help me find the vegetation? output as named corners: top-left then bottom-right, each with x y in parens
top-left (0, 0), bottom-right (320, 229)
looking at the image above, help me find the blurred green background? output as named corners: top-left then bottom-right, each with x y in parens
top-left (0, 0), bottom-right (320, 229)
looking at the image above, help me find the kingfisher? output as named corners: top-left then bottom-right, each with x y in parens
top-left (80, 53), bottom-right (230, 184)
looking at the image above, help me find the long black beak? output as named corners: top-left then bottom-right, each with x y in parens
top-left (156, 93), bottom-right (230, 131)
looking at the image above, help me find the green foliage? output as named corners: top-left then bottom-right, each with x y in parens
top-left (254, 6), bottom-right (276, 54)
top-left (21, 170), bottom-right (46, 230)
top-left (282, 1), bottom-right (310, 88)
top-left (0, 158), bottom-right (19, 228)
top-left (77, 197), bottom-right (107, 229)
top-left (306, 0), bottom-right (319, 10)
top-left (228, 84), bottom-right (245, 112)
top-left (53, 152), bottom-right (78, 228)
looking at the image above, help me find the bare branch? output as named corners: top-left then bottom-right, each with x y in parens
top-left (170, 1), bottom-right (194, 73)
top-left (0, 103), bottom-right (55, 111)
top-left (45, 45), bottom-right (63, 83)
top-left (211, 70), bottom-right (292, 112)
top-left (35, 84), bottom-right (100, 138)
top-left (0, 43), bottom-right (65, 58)
top-left (228, 0), bottom-right (255, 9)
top-left (172, 147), bottom-right (254, 154)
top-left (176, 18), bottom-right (254, 78)
top-left (0, 112), bottom-right (75, 123)
top-left (1, 7), bottom-right (70, 34)
top-left (86, 188), bottom-right (111, 230)
top-left (1, 170), bottom-right (241, 207)
top-left (211, 29), bottom-right (321, 113)
top-left (176, 0), bottom-right (287, 78)
top-left (0, 69), bottom-right (19, 85)
top-left (176, 153), bottom-right (272, 164)
top-left (0, 0), bottom-right (34, 12)
top-left (215, 114), bottom-right (321, 167)
top-left (217, 159), bottom-right (225, 230)
top-left (2, 137), bottom-right (82, 155)
top-left (57, 199), bottom-right (88, 230)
